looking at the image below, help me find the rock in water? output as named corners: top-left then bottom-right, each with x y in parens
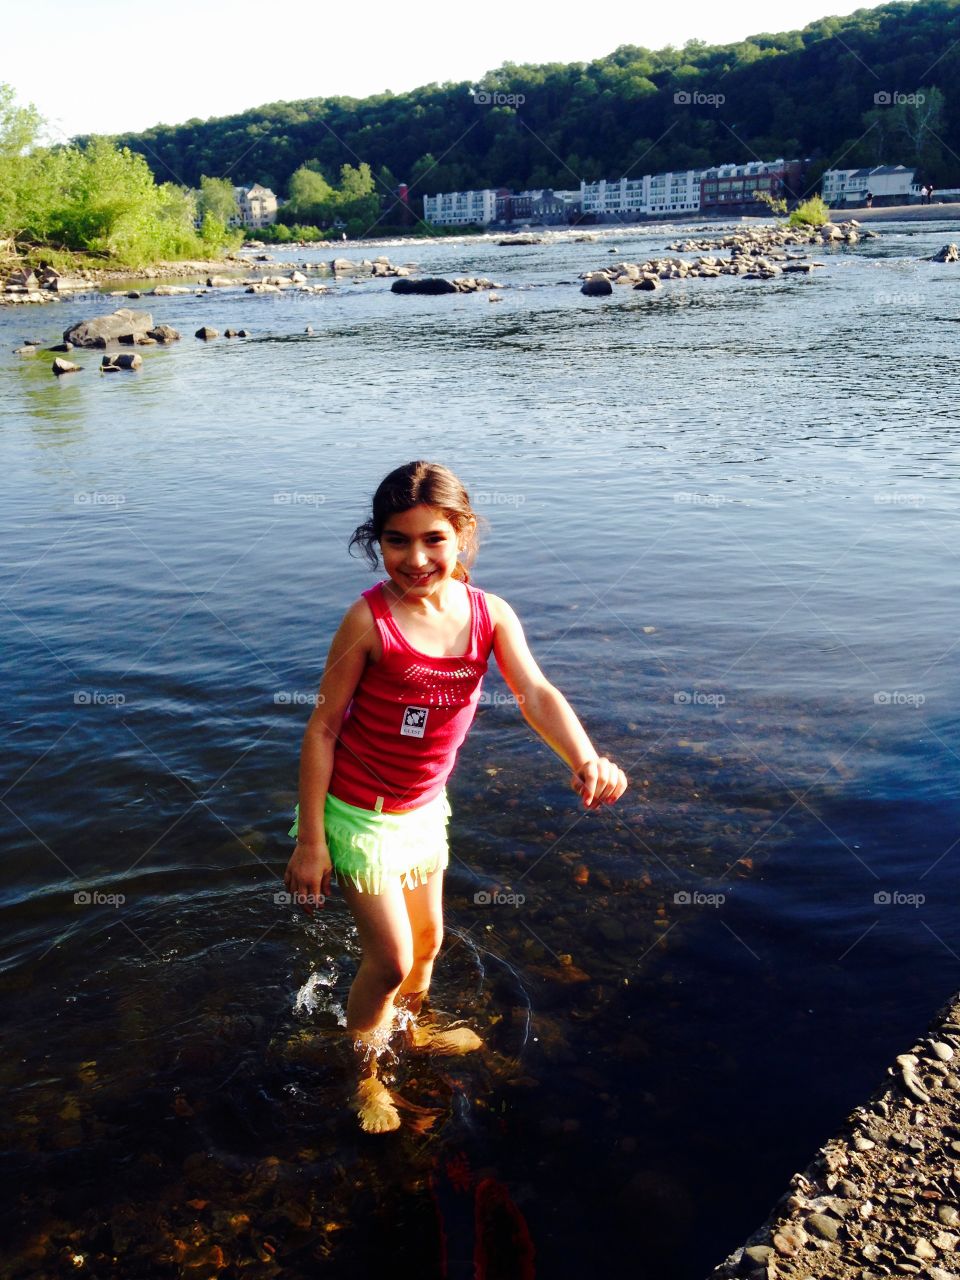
top-left (581, 275), bottom-right (613, 296)
top-left (63, 308), bottom-right (153, 348)
top-left (101, 352), bottom-right (143, 371)
top-left (146, 325), bottom-right (180, 343)
top-left (195, 326), bottom-right (219, 340)
top-left (52, 357), bottom-right (81, 375)
top-left (391, 277), bottom-right (458, 295)
top-left (930, 243), bottom-right (959, 263)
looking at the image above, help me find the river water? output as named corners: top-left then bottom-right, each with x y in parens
top-left (2, 220), bottom-right (960, 1278)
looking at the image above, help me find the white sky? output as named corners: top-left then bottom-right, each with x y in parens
top-left (8, 0), bottom-right (874, 141)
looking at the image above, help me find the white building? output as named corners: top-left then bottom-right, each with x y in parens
top-left (821, 165), bottom-right (920, 206)
top-left (231, 184), bottom-right (278, 228)
top-left (580, 170), bottom-right (701, 220)
top-left (423, 189), bottom-right (498, 226)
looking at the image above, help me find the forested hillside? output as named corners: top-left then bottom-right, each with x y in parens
top-left (113, 0), bottom-right (958, 204)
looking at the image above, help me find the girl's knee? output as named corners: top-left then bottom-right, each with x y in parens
top-left (412, 924), bottom-right (443, 965)
top-left (363, 948), bottom-right (414, 992)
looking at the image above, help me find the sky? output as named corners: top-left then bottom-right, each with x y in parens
top-left (8, 0), bottom-right (877, 141)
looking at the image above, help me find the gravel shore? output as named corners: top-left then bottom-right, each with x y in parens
top-left (708, 992), bottom-right (960, 1280)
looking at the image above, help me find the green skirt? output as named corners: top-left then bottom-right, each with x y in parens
top-left (288, 788), bottom-right (452, 895)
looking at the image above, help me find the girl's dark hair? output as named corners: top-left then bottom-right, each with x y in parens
top-left (350, 461), bottom-right (483, 583)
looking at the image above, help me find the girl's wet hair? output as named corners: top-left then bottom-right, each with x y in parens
top-left (350, 461), bottom-right (482, 583)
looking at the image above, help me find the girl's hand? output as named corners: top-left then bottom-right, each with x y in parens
top-left (571, 756), bottom-right (628, 809)
top-left (283, 841), bottom-right (333, 915)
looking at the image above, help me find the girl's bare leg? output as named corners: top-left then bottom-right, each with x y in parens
top-left (339, 878), bottom-right (413, 1132)
top-left (396, 869), bottom-right (482, 1056)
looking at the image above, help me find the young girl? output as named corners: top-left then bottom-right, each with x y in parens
top-left (283, 461), bottom-right (628, 1133)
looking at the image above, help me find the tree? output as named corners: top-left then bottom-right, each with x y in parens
top-left (198, 175), bottom-right (239, 225)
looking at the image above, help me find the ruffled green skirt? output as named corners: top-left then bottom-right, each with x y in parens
top-left (288, 788), bottom-right (452, 895)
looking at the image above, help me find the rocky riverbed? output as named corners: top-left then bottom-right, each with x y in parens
top-left (708, 991), bottom-right (960, 1280)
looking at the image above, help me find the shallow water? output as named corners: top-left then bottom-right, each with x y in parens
top-left (2, 219), bottom-right (960, 1277)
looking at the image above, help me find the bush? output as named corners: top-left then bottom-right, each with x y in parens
top-left (789, 195), bottom-right (830, 227)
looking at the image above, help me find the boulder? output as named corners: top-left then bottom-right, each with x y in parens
top-left (146, 325), bottom-right (180, 343)
top-left (207, 275), bottom-right (236, 287)
top-left (63, 308), bottom-right (153, 348)
top-left (634, 276), bottom-right (662, 290)
top-left (47, 341), bottom-right (74, 352)
top-left (930, 243), bottom-right (959, 263)
top-left (152, 285), bottom-right (192, 296)
top-left (391, 277), bottom-right (458, 295)
top-left (101, 352), bottom-right (142, 371)
top-left (52, 357), bottom-right (81, 375)
top-left (195, 326), bottom-right (219, 340)
top-left (581, 275), bottom-right (613, 297)
top-left (5, 267), bottom-right (39, 292)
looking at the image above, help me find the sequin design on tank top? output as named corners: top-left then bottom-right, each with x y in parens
top-left (401, 660), bottom-right (481, 708)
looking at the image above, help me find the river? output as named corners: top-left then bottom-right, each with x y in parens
top-left (2, 219), bottom-right (959, 1277)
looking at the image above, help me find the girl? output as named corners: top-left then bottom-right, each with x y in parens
top-left (283, 461), bottom-right (628, 1133)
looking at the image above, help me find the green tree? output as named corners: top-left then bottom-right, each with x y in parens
top-left (198, 175), bottom-right (239, 225)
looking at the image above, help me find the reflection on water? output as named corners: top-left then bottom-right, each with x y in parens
top-left (2, 220), bottom-right (960, 1277)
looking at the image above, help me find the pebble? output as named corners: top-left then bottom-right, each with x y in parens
top-left (948, 1141), bottom-right (960, 1157)
top-left (913, 1237), bottom-right (937, 1260)
top-left (855, 1137), bottom-right (877, 1151)
top-left (807, 1212), bottom-right (841, 1241)
top-left (931, 1043), bottom-right (955, 1062)
top-left (938, 1205), bottom-right (960, 1226)
top-left (946, 1074), bottom-right (960, 1089)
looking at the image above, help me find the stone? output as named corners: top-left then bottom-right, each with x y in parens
top-left (237, 330), bottom-right (249, 338)
top-left (938, 1206), bottom-right (960, 1226)
top-left (52, 357), bottom-right (81, 375)
top-left (101, 352), bottom-right (142, 371)
top-left (63, 308), bottom-right (153, 348)
top-left (207, 276), bottom-right (235, 287)
top-left (5, 267), bottom-right (39, 292)
top-left (806, 1212), bottom-right (841, 1241)
top-left (391, 277), bottom-right (459, 295)
top-left (47, 341), bottom-right (73, 352)
top-left (581, 275), bottom-right (613, 297)
top-left (152, 285), bottom-right (192, 296)
top-left (146, 325), bottom-right (180, 343)
top-left (930, 1042), bottom-right (954, 1062)
top-left (913, 1238), bottom-right (937, 1261)
top-left (773, 1223), bottom-right (807, 1255)
top-left (195, 327), bottom-right (219, 340)
top-left (930, 244), bottom-right (959, 264)
top-left (740, 1244), bottom-right (775, 1276)
top-left (634, 276), bottom-right (661, 290)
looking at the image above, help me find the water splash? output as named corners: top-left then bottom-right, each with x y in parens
top-left (293, 961), bottom-right (338, 1016)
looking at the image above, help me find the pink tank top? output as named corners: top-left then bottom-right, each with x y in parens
top-left (328, 579), bottom-right (495, 813)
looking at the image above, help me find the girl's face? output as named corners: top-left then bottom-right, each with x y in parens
top-left (379, 505), bottom-right (463, 594)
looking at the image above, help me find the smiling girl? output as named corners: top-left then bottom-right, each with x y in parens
top-left (284, 461), bottom-right (628, 1133)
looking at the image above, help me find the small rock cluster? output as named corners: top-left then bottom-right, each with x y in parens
top-left (668, 220), bottom-right (875, 254)
top-left (3, 265), bottom-right (94, 304)
top-left (391, 276), bottom-right (502, 295)
top-left (708, 993), bottom-right (960, 1280)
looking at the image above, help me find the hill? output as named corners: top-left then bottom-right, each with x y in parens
top-left (112, 0), bottom-right (960, 205)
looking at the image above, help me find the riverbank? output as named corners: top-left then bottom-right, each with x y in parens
top-left (708, 991), bottom-right (960, 1280)
top-left (829, 203), bottom-right (960, 222)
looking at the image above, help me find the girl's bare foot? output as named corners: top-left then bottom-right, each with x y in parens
top-left (408, 1024), bottom-right (484, 1056)
top-left (355, 1075), bottom-right (401, 1133)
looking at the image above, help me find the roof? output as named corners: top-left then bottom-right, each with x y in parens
top-left (849, 165), bottom-right (915, 178)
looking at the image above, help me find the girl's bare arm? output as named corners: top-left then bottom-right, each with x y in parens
top-left (487, 594), bottom-right (628, 808)
top-left (283, 599), bottom-right (376, 909)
